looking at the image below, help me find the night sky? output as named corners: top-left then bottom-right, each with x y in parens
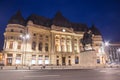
top-left (0, 0), bottom-right (120, 50)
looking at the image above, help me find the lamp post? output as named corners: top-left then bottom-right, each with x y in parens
top-left (20, 34), bottom-right (30, 66)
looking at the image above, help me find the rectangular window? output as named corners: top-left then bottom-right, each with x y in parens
top-left (16, 54), bottom-right (21, 64)
top-left (17, 42), bottom-right (21, 49)
top-left (38, 42), bottom-right (42, 51)
top-left (61, 45), bottom-right (65, 52)
top-left (7, 54), bottom-right (13, 66)
top-left (7, 54), bottom-right (13, 58)
top-left (45, 43), bottom-right (48, 52)
top-left (31, 55), bottom-right (36, 65)
top-left (74, 46), bottom-right (77, 52)
top-left (67, 45), bottom-right (70, 52)
top-left (45, 56), bottom-right (49, 64)
top-left (75, 56), bottom-right (79, 64)
top-left (9, 41), bottom-right (13, 49)
top-left (38, 55), bottom-right (43, 64)
top-left (32, 42), bottom-right (36, 50)
top-left (97, 59), bottom-right (100, 64)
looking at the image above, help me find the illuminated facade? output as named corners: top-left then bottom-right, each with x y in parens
top-left (0, 51), bottom-right (4, 65)
top-left (105, 43), bottom-right (120, 64)
top-left (3, 11), bottom-right (106, 66)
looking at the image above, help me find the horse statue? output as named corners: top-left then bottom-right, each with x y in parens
top-left (80, 30), bottom-right (93, 51)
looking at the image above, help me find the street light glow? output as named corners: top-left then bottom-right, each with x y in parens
top-left (20, 34), bottom-right (30, 39)
top-left (62, 29), bottom-right (66, 32)
top-left (20, 33), bottom-right (30, 66)
top-left (20, 34), bottom-right (23, 38)
top-left (118, 48), bottom-right (120, 52)
top-left (26, 34), bottom-right (30, 39)
top-left (105, 41), bottom-right (110, 46)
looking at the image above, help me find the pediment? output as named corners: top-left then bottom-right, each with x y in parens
top-left (51, 25), bottom-right (73, 33)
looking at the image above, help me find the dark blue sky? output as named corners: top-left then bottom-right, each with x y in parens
top-left (0, 0), bottom-right (120, 50)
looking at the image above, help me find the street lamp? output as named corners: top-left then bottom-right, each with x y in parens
top-left (105, 41), bottom-right (110, 47)
top-left (20, 34), bottom-right (30, 66)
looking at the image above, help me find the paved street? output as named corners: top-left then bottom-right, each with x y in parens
top-left (0, 68), bottom-right (120, 80)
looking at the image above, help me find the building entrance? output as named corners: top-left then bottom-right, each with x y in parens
top-left (6, 58), bottom-right (12, 66)
top-left (62, 57), bottom-right (66, 65)
top-left (56, 60), bottom-right (59, 66)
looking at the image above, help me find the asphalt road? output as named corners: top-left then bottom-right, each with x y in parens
top-left (0, 68), bottom-right (120, 80)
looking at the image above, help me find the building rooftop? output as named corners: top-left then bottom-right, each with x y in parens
top-left (8, 11), bottom-right (101, 35)
top-left (8, 10), bottom-right (25, 26)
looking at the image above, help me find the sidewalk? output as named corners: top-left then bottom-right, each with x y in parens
top-left (0, 65), bottom-right (120, 70)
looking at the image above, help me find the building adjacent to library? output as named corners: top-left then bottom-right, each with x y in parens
top-left (3, 11), bottom-right (106, 66)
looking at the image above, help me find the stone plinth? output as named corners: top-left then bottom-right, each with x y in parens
top-left (80, 51), bottom-right (97, 67)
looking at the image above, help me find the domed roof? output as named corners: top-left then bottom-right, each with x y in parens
top-left (52, 11), bottom-right (72, 28)
top-left (8, 10), bottom-right (25, 26)
top-left (26, 14), bottom-right (51, 27)
top-left (89, 24), bottom-right (101, 35)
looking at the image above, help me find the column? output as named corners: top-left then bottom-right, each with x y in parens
top-left (12, 53), bottom-right (16, 66)
top-left (50, 32), bottom-right (55, 65)
top-left (72, 36), bottom-right (74, 54)
top-left (65, 35), bottom-right (67, 52)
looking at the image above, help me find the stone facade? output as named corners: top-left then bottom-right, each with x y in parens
top-left (3, 11), bottom-right (106, 66)
top-left (105, 43), bottom-right (120, 64)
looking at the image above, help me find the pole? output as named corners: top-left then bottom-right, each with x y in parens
top-left (22, 36), bottom-right (24, 66)
top-left (24, 35), bottom-right (27, 65)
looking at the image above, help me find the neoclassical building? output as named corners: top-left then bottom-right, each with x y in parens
top-left (105, 43), bottom-right (120, 64)
top-left (3, 11), bottom-right (106, 66)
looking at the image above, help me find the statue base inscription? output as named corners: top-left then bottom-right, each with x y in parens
top-left (80, 51), bottom-right (97, 67)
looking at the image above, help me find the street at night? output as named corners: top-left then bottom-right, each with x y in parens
top-left (0, 0), bottom-right (120, 80)
top-left (0, 68), bottom-right (120, 80)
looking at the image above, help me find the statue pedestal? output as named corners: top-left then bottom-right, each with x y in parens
top-left (80, 51), bottom-right (97, 67)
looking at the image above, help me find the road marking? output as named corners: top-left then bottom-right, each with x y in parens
top-left (24, 75), bottom-right (60, 78)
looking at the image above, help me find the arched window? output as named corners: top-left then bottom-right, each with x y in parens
top-left (38, 42), bottom-right (42, 51)
top-left (45, 43), bottom-right (48, 52)
top-left (11, 29), bottom-right (14, 32)
top-left (32, 41), bottom-right (36, 50)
